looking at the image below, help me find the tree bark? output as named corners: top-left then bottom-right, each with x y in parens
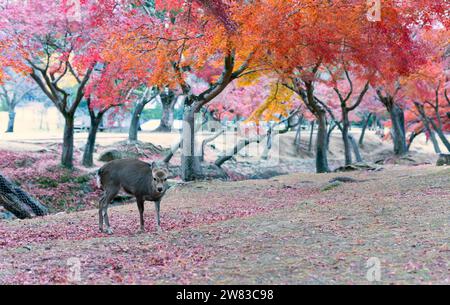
top-left (164, 116), bottom-right (209, 164)
top-left (391, 108), bottom-right (407, 154)
top-left (359, 113), bottom-right (373, 146)
top-left (0, 173), bottom-right (48, 219)
top-left (164, 140), bottom-right (182, 164)
top-left (315, 112), bottom-right (330, 173)
top-left (294, 116), bottom-right (303, 148)
top-left (341, 111), bottom-right (352, 165)
top-left (407, 130), bottom-right (422, 151)
top-left (155, 90), bottom-right (177, 132)
top-left (388, 104), bottom-right (408, 155)
top-left (61, 114), bottom-right (75, 169)
top-left (377, 92), bottom-right (407, 156)
top-left (129, 101), bottom-right (146, 142)
top-left (215, 136), bottom-right (264, 167)
top-left (326, 121), bottom-right (337, 152)
top-left (6, 110), bottom-right (15, 133)
top-left (415, 103), bottom-right (441, 154)
top-left (82, 116), bottom-right (102, 167)
top-left (200, 129), bottom-right (224, 162)
top-left (180, 107), bottom-right (203, 181)
top-left (429, 118), bottom-right (450, 152)
top-left (425, 126), bottom-right (441, 154)
top-left (349, 134), bottom-right (363, 163)
top-left (128, 88), bottom-right (157, 142)
top-left (308, 121), bottom-right (315, 152)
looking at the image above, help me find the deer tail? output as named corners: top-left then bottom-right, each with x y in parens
top-left (96, 169), bottom-right (103, 189)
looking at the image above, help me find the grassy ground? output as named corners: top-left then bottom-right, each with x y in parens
top-left (0, 165), bottom-right (448, 284)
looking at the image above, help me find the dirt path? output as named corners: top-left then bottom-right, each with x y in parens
top-left (0, 165), bottom-right (448, 284)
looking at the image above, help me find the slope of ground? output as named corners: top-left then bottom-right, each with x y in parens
top-left (0, 165), bottom-right (448, 284)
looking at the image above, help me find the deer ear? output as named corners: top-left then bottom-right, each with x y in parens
top-left (151, 161), bottom-right (157, 169)
top-left (163, 168), bottom-right (170, 176)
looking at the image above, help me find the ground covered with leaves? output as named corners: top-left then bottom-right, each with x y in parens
top-left (0, 165), bottom-right (448, 284)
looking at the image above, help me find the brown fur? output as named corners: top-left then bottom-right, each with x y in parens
top-left (97, 159), bottom-right (169, 234)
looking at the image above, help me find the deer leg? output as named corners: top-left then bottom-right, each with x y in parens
top-left (102, 187), bottom-right (119, 235)
top-left (154, 200), bottom-right (162, 232)
top-left (136, 196), bottom-right (145, 233)
top-left (98, 194), bottom-right (106, 232)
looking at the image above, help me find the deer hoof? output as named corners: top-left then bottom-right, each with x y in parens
top-left (105, 228), bottom-right (114, 235)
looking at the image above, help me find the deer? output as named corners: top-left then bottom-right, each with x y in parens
top-left (96, 159), bottom-right (169, 234)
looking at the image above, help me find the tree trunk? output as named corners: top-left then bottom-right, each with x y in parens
top-left (377, 92), bottom-right (407, 155)
top-left (180, 107), bottom-right (202, 181)
top-left (0, 173), bottom-right (48, 219)
top-left (429, 119), bottom-right (450, 152)
top-left (215, 136), bottom-right (263, 167)
top-left (156, 90), bottom-right (177, 132)
top-left (261, 128), bottom-right (272, 160)
top-left (359, 113), bottom-right (373, 146)
top-left (349, 134), bottom-right (363, 163)
top-left (308, 121), bottom-right (315, 152)
top-left (341, 111), bottom-right (352, 165)
top-left (419, 114), bottom-right (441, 154)
top-left (407, 130), bottom-right (422, 151)
top-left (200, 129), bottom-right (224, 162)
top-left (6, 110), bottom-right (15, 133)
top-left (61, 115), bottom-right (75, 169)
top-left (164, 116), bottom-right (209, 164)
top-left (315, 112), bottom-right (329, 173)
top-left (326, 122), bottom-right (337, 152)
top-left (294, 116), bottom-right (303, 148)
top-left (82, 116), bottom-right (102, 167)
top-left (426, 128), bottom-right (441, 154)
top-left (129, 101), bottom-right (146, 142)
top-left (164, 139), bottom-right (182, 164)
top-left (389, 104), bottom-right (408, 156)
top-left (157, 102), bottom-right (175, 132)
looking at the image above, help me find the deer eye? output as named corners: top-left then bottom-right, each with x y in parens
top-left (153, 178), bottom-right (157, 181)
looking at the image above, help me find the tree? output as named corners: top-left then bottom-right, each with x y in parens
top-left (0, 0), bottom-right (119, 168)
top-left (81, 58), bottom-right (145, 167)
top-left (155, 88), bottom-right (178, 132)
top-left (128, 87), bottom-right (158, 142)
top-left (0, 70), bottom-right (37, 133)
top-left (125, 0), bottom-right (260, 180)
top-left (400, 26), bottom-right (450, 153)
top-left (319, 66), bottom-right (370, 165)
top-left (235, 1), bottom-right (375, 172)
top-left (244, 1), bottom-right (445, 166)
top-left (402, 65), bottom-right (450, 152)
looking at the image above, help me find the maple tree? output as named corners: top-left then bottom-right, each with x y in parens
top-left (81, 62), bottom-right (138, 167)
top-left (315, 66), bottom-right (371, 165)
top-left (400, 27), bottom-right (450, 153)
top-left (240, 0), bottom-right (448, 171)
top-left (120, 0), bottom-right (262, 180)
top-left (0, 0), bottom-right (447, 175)
top-left (0, 69), bottom-right (38, 133)
top-left (128, 86), bottom-right (158, 142)
top-left (0, 0), bottom-right (123, 168)
top-left (365, 2), bottom-right (449, 156)
top-left (235, 1), bottom-right (373, 172)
